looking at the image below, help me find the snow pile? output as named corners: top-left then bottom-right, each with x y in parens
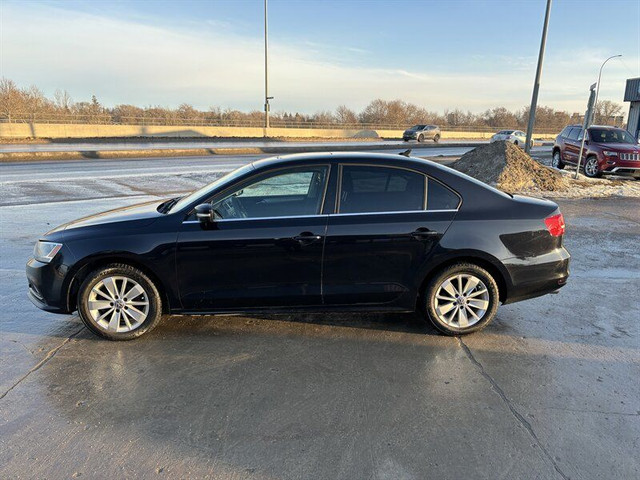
top-left (451, 141), bottom-right (568, 194)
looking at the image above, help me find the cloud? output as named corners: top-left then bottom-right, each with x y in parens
top-left (1, 2), bottom-right (638, 114)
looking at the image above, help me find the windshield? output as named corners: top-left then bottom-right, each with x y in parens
top-left (169, 163), bottom-right (254, 212)
top-left (498, 130), bottom-right (514, 134)
top-left (410, 125), bottom-right (425, 130)
top-left (589, 128), bottom-right (637, 144)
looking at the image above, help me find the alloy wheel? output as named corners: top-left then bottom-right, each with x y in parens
top-left (433, 273), bottom-right (490, 328)
top-left (585, 158), bottom-right (598, 177)
top-left (552, 152), bottom-right (560, 168)
top-left (88, 275), bottom-right (149, 333)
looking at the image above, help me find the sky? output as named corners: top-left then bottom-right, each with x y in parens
top-left (1, 0), bottom-right (639, 115)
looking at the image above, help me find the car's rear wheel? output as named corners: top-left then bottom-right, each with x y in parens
top-left (422, 263), bottom-right (499, 335)
top-left (552, 150), bottom-right (565, 169)
top-left (77, 264), bottom-right (163, 340)
top-left (418, 134), bottom-right (424, 143)
top-left (583, 156), bottom-right (602, 178)
top-left (433, 134), bottom-right (440, 143)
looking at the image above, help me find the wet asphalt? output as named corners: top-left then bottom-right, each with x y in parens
top-left (0, 154), bottom-right (638, 479)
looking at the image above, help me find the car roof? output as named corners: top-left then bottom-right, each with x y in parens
top-left (251, 151), bottom-right (435, 170)
top-left (566, 124), bottom-right (622, 130)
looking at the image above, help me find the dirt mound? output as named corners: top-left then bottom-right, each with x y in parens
top-left (451, 141), bottom-right (568, 193)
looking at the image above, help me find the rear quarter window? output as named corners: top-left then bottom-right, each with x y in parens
top-left (427, 178), bottom-right (460, 210)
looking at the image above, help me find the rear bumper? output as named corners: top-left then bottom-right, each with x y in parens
top-left (503, 247), bottom-right (570, 304)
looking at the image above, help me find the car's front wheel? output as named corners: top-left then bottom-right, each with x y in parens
top-left (583, 156), bottom-right (602, 178)
top-left (417, 134), bottom-right (424, 143)
top-left (423, 263), bottom-right (499, 335)
top-left (552, 150), bottom-right (565, 169)
top-left (77, 264), bottom-right (163, 340)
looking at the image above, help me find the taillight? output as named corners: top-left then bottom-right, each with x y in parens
top-left (545, 213), bottom-right (565, 237)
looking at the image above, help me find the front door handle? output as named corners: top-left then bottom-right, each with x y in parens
top-left (411, 227), bottom-right (440, 239)
top-left (293, 232), bottom-right (322, 244)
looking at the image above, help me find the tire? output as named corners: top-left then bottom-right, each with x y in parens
top-left (418, 134), bottom-right (424, 143)
top-left (552, 150), bottom-right (565, 169)
top-left (77, 263), bottom-right (163, 340)
top-left (422, 263), bottom-right (499, 336)
top-left (433, 134), bottom-right (440, 143)
top-left (514, 140), bottom-right (519, 146)
top-left (583, 156), bottom-right (602, 178)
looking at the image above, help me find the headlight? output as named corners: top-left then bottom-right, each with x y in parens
top-left (34, 241), bottom-right (63, 263)
top-left (603, 150), bottom-right (618, 157)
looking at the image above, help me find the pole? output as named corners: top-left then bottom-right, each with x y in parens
top-left (592, 54), bottom-right (622, 125)
top-left (575, 83), bottom-right (597, 179)
top-left (524, 0), bottom-right (552, 154)
top-left (264, 0), bottom-right (269, 131)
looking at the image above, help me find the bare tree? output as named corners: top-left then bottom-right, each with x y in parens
top-left (54, 89), bottom-right (74, 111)
top-left (335, 105), bottom-right (358, 125)
top-left (0, 77), bottom-right (600, 132)
top-left (0, 78), bottom-right (22, 121)
top-left (594, 100), bottom-right (623, 126)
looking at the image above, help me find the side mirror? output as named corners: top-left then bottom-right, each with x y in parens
top-left (195, 203), bottom-right (215, 224)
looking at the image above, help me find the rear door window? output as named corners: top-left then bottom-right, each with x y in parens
top-left (567, 128), bottom-right (580, 141)
top-left (338, 166), bottom-right (425, 214)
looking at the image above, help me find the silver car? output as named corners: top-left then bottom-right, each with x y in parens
top-left (403, 125), bottom-right (441, 143)
top-left (490, 130), bottom-right (532, 148)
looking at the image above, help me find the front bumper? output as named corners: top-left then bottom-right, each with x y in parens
top-left (26, 257), bottom-right (72, 314)
top-left (602, 158), bottom-right (640, 176)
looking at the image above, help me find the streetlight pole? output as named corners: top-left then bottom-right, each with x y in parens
top-left (592, 54), bottom-right (622, 125)
top-left (524, 0), bottom-right (552, 154)
top-left (264, 0), bottom-right (271, 132)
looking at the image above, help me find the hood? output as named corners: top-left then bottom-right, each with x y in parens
top-left (46, 199), bottom-right (164, 237)
top-left (592, 143), bottom-right (640, 153)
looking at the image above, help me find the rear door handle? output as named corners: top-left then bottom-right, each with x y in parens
top-left (411, 227), bottom-right (440, 239)
top-left (293, 232), bottom-right (322, 244)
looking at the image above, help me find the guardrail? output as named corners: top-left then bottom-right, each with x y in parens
top-left (0, 114), bottom-right (562, 135)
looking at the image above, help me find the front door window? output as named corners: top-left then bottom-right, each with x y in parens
top-left (213, 166), bottom-right (329, 219)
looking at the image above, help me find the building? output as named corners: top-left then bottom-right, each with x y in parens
top-left (624, 77), bottom-right (640, 140)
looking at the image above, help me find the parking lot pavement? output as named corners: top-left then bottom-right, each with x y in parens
top-left (1, 165), bottom-right (638, 478)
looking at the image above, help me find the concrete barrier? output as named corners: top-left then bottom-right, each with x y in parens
top-left (0, 122), bottom-right (520, 140)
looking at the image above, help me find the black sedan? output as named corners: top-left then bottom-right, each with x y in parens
top-left (27, 153), bottom-right (570, 340)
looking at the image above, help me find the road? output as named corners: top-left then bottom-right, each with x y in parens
top-left (1, 150), bottom-right (637, 479)
top-left (0, 139), bottom-right (490, 154)
top-left (0, 146), bottom-right (552, 206)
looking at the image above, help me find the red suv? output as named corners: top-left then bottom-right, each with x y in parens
top-left (552, 125), bottom-right (640, 179)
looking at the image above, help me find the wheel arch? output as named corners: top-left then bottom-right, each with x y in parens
top-left (65, 254), bottom-right (173, 314)
top-left (416, 253), bottom-right (510, 307)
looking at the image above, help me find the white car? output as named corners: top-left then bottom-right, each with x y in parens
top-left (490, 130), bottom-right (532, 148)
